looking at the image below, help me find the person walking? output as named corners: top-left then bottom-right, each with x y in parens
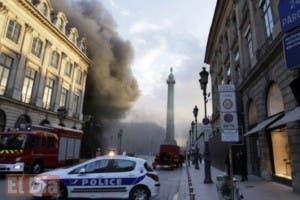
top-left (199, 152), bottom-right (202, 164)
top-left (224, 153), bottom-right (230, 176)
top-left (236, 150), bottom-right (248, 181)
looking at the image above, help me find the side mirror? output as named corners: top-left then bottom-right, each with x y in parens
top-left (79, 168), bottom-right (86, 175)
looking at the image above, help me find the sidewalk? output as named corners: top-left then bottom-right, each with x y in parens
top-left (179, 161), bottom-right (300, 200)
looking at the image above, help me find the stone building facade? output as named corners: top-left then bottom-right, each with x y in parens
top-left (0, 0), bottom-right (90, 130)
top-left (205, 0), bottom-right (300, 192)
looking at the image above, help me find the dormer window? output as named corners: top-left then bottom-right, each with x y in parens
top-left (39, 3), bottom-right (48, 16)
top-left (57, 18), bottom-right (64, 32)
top-left (69, 28), bottom-right (78, 44)
top-left (71, 33), bottom-right (76, 43)
top-left (56, 12), bottom-right (68, 34)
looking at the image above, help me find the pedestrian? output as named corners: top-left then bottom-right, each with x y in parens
top-left (224, 153), bottom-right (230, 176)
top-left (199, 152), bottom-right (202, 164)
top-left (236, 150), bottom-right (248, 181)
top-left (187, 152), bottom-right (190, 166)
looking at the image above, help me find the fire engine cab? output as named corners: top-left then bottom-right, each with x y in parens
top-left (0, 125), bottom-right (83, 174)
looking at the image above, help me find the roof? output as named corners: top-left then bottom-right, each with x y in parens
top-left (204, 0), bottom-right (227, 64)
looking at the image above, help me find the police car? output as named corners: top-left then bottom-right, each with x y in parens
top-left (31, 155), bottom-right (160, 200)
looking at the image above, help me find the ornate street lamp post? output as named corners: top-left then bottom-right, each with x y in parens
top-left (188, 129), bottom-right (192, 166)
top-left (191, 121), bottom-right (195, 164)
top-left (193, 105), bottom-right (199, 170)
top-left (118, 129), bottom-right (123, 154)
top-left (199, 67), bottom-right (213, 184)
top-left (189, 129), bottom-right (192, 151)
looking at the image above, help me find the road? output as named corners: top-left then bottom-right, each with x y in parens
top-left (0, 156), bottom-right (183, 200)
top-left (141, 155), bottom-right (183, 200)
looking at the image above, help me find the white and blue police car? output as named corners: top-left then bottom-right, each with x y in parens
top-left (31, 155), bottom-right (160, 200)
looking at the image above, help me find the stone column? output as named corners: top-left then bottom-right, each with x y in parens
top-left (164, 68), bottom-right (177, 145)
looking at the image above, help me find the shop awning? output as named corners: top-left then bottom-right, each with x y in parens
top-left (268, 107), bottom-right (300, 129)
top-left (244, 113), bottom-right (284, 136)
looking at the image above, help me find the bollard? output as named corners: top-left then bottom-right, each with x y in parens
top-left (191, 193), bottom-right (195, 200)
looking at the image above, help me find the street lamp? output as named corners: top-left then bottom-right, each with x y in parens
top-left (191, 121), bottom-right (195, 165)
top-left (188, 129), bottom-right (192, 167)
top-left (118, 129), bottom-right (123, 154)
top-left (189, 129), bottom-right (192, 150)
top-left (199, 67), bottom-right (213, 184)
top-left (193, 105), bottom-right (199, 170)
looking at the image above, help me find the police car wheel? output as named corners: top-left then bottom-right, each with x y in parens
top-left (50, 184), bottom-right (68, 200)
top-left (129, 186), bottom-right (150, 200)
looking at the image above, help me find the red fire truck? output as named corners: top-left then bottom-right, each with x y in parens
top-left (152, 144), bottom-right (183, 169)
top-left (0, 125), bottom-right (83, 174)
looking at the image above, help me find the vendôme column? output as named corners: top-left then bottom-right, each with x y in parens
top-left (164, 68), bottom-right (177, 145)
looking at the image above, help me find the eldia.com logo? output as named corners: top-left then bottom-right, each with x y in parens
top-left (5, 174), bottom-right (60, 197)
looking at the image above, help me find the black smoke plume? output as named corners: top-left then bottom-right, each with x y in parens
top-left (52, 0), bottom-right (139, 121)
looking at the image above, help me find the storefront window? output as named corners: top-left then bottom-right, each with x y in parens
top-left (271, 128), bottom-right (291, 179)
top-left (267, 83), bottom-right (291, 179)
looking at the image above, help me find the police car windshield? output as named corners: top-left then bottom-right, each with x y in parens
top-left (0, 134), bottom-right (27, 149)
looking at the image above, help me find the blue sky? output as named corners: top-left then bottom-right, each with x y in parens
top-left (101, 0), bottom-right (217, 146)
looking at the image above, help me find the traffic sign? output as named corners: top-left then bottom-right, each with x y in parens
top-left (278, 0), bottom-right (300, 33)
top-left (219, 84), bottom-right (239, 142)
top-left (283, 28), bottom-right (300, 69)
top-left (221, 130), bottom-right (239, 142)
top-left (202, 117), bottom-right (210, 125)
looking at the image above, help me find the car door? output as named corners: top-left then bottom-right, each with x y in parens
top-left (103, 159), bottom-right (140, 199)
top-left (65, 159), bottom-right (110, 199)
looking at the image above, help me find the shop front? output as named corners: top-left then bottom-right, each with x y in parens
top-left (269, 127), bottom-right (292, 181)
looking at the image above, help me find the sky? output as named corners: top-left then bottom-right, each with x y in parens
top-left (101, 0), bottom-right (217, 146)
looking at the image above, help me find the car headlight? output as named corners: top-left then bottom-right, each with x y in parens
top-left (14, 163), bottom-right (23, 169)
top-left (15, 157), bottom-right (22, 162)
top-left (108, 151), bottom-right (115, 156)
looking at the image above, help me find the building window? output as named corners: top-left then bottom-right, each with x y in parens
top-left (42, 78), bottom-right (55, 109)
top-left (234, 50), bottom-right (239, 63)
top-left (270, 128), bottom-right (291, 180)
top-left (50, 51), bottom-right (60, 68)
top-left (0, 53), bottom-right (13, 95)
top-left (65, 62), bottom-right (73, 77)
top-left (245, 27), bottom-right (253, 62)
top-left (76, 70), bottom-right (83, 84)
top-left (21, 68), bottom-right (36, 103)
top-left (235, 65), bottom-right (241, 84)
top-left (59, 87), bottom-right (68, 107)
top-left (6, 20), bottom-right (21, 43)
top-left (0, 109), bottom-right (6, 131)
top-left (261, 0), bottom-right (274, 39)
top-left (15, 114), bottom-right (31, 129)
top-left (72, 92), bottom-right (80, 115)
top-left (226, 67), bottom-right (231, 84)
top-left (31, 38), bottom-right (43, 58)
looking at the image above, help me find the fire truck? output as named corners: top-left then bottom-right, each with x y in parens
top-left (152, 144), bottom-right (183, 169)
top-left (0, 125), bottom-right (83, 174)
